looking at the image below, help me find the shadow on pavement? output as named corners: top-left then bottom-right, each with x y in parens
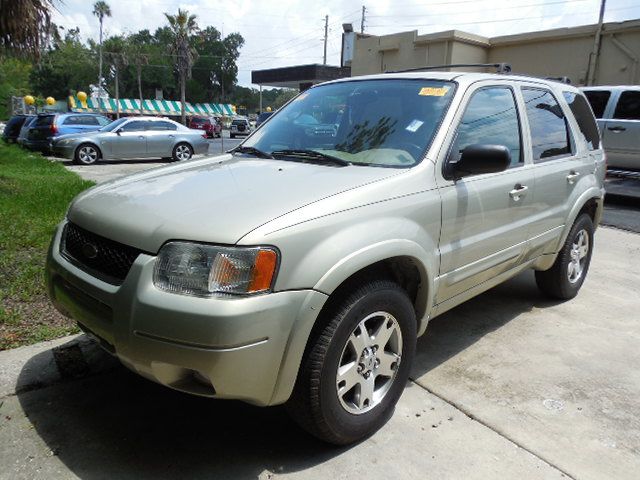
top-left (17, 270), bottom-right (558, 479)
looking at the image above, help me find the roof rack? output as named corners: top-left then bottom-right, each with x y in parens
top-left (386, 63), bottom-right (512, 74)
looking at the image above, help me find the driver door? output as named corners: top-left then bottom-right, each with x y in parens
top-left (112, 120), bottom-right (148, 158)
top-left (435, 83), bottom-right (535, 303)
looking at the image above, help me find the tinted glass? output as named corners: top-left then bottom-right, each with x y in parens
top-left (613, 91), bottom-right (640, 120)
top-left (522, 88), bottom-right (571, 161)
top-left (149, 121), bottom-right (177, 131)
top-left (100, 117), bottom-right (128, 132)
top-left (96, 116), bottom-right (111, 126)
top-left (33, 115), bottom-right (55, 127)
top-left (244, 79), bottom-right (456, 167)
top-left (450, 87), bottom-right (522, 167)
top-left (563, 91), bottom-right (600, 151)
top-left (190, 117), bottom-right (207, 125)
top-left (120, 120), bottom-right (148, 132)
top-left (583, 90), bottom-right (611, 119)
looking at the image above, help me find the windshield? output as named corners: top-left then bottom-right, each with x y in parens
top-left (99, 117), bottom-right (128, 132)
top-left (243, 79), bottom-right (455, 167)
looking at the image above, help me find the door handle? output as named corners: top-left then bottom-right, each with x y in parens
top-left (607, 126), bottom-right (626, 133)
top-left (509, 184), bottom-right (528, 201)
top-left (566, 171), bottom-right (580, 184)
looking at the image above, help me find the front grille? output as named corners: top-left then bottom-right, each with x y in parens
top-left (61, 222), bottom-right (143, 284)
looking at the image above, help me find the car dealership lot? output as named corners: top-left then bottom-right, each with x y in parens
top-left (0, 227), bottom-right (638, 479)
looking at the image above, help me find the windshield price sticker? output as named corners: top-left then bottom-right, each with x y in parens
top-left (419, 86), bottom-right (450, 97)
top-left (405, 119), bottom-right (424, 132)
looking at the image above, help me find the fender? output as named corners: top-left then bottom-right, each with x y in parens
top-left (554, 186), bottom-right (605, 253)
top-left (314, 238), bottom-right (436, 336)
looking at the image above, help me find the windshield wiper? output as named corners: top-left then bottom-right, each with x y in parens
top-left (231, 145), bottom-right (274, 159)
top-left (271, 149), bottom-right (351, 167)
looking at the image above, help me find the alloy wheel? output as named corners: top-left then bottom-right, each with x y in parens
top-left (78, 146), bottom-right (98, 164)
top-left (567, 228), bottom-right (589, 283)
top-left (336, 311), bottom-right (402, 415)
top-left (175, 144), bottom-right (192, 161)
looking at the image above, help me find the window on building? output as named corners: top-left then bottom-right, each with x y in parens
top-left (522, 88), bottom-right (571, 161)
top-left (563, 91), bottom-right (600, 151)
top-left (613, 90), bottom-right (640, 120)
top-left (450, 86), bottom-right (522, 168)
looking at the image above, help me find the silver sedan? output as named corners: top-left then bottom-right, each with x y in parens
top-left (51, 116), bottom-right (209, 164)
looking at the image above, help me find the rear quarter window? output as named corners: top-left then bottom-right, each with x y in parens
top-left (562, 91), bottom-right (601, 151)
top-left (583, 90), bottom-right (611, 119)
top-left (33, 115), bottom-right (54, 127)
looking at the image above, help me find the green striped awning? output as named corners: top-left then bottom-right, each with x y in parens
top-left (68, 96), bottom-right (235, 116)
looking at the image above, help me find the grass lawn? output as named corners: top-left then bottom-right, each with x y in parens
top-left (0, 142), bottom-right (94, 350)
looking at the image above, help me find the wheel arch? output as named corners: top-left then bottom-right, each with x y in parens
top-left (555, 189), bottom-right (604, 252)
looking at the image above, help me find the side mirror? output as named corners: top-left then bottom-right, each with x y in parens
top-left (446, 144), bottom-right (511, 180)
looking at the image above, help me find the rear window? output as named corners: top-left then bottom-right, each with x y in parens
top-left (613, 90), bottom-right (640, 120)
top-left (563, 92), bottom-right (600, 151)
top-left (583, 90), bottom-right (611, 119)
top-left (191, 117), bottom-right (207, 125)
top-left (522, 88), bottom-right (572, 161)
top-left (231, 119), bottom-right (246, 125)
top-left (33, 115), bottom-right (55, 127)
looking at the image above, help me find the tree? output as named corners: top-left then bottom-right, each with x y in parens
top-left (164, 9), bottom-right (198, 124)
top-left (0, 0), bottom-right (56, 59)
top-left (104, 35), bottom-right (127, 118)
top-left (92, 1), bottom-right (111, 88)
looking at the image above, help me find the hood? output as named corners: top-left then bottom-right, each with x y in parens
top-left (67, 154), bottom-right (400, 253)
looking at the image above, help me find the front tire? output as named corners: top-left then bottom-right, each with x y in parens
top-left (287, 279), bottom-right (416, 445)
top-left (535, 213), bottom-right (594, 299)
top-left (73, 143), bottom-right (100, 165)
top-left (172, 142), bottom-right (193, 162)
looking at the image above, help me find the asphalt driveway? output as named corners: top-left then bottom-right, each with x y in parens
top-left (0, 227), bottom-right (638, 479)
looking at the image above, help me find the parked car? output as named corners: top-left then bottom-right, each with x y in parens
top-left (24, 113), bottom-right (111, 152)
top-left (16, 115), bottom-right (37, 145)
top-left (230, 117), bottom-right (251, 138)
top-left (46, 71), bottom-right (605, 445)
top-left (255, 111), bottom-right (274, 128)
top-left (188, 115), bottom-right (222, 138)
top-left (582, 86), bottom-right (640, 171)
top-left (2, 114), bottom-right (33, 143)
top-left (51, 116), bottom-right (209, 164)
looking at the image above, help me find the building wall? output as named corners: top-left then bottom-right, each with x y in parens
top-left (350, 20), bottom-right (640, 86)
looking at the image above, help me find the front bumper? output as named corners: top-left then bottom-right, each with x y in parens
top-left (45, 222), bottom-right (327, 406)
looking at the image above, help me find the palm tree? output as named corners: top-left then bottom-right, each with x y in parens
top-left (92, 1), bottom-right (111, 88)
top-left (0, 0), bottom-right (56, 59)
top-left (165, 9), bottom-right (198, 125)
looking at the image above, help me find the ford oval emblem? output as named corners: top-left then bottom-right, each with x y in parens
top-left (82, 242), bottom-right (99, 259)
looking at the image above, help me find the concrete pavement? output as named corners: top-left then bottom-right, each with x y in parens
top-left (1, 226), bottom-right (639, 479)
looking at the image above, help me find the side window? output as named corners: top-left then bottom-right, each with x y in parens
top-left (62, 116), bottom-right (80, 125)
top-left (80, 116), bottom-right (100, 125)
top-left (563, 91), bottom-right (601, 151)
top-left (613, 91), bottom-right (640, 120)
top-left (450, 86), bottom-right (522, 168)
top-left (149, 121), bottom-right (177, 131)
top-left (120, 120), bottom-right (148, 132)
top-left (522, 88), bottom-right (572, 161)
top-left (583, 90), bottom-right (611, 119)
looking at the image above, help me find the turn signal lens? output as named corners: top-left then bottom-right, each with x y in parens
top-left (153, 242), bottom-right (278, 297)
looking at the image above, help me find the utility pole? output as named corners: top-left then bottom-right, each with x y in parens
top-left (323, 15), bottom-right (329, 65)
top-left (587, 0), bottom-right (607, 85)
top-left (361, 6), bottom-right (366, 34)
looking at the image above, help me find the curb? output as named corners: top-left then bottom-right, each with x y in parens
top-left (0, 334), bottom-right (119, 398)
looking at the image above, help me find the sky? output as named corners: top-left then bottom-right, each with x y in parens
top-left (51, 0), bottom-right (640, 88)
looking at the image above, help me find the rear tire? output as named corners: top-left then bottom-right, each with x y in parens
top-left (73, 143), bottom-right (100, 165)
top-left (535, 213), bottom-right (594, 300)
top-left (287, 278), bottom-right (416, 445)
top-left (172, 142), bottom-right (193, 162)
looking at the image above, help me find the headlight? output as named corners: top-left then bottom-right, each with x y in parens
top-left (153, 242), bottom-right (279, 297)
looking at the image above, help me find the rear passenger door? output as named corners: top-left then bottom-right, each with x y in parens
top-left (436, 83), bottom-right (536, 303)
top-left (602, 89), bottom-right (640, 170)
top-left (520, 85), bottom-right (589, 257)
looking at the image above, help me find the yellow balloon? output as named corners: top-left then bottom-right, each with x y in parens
top-left (77, 91), bottom-right (87, 102)
top-left (266, 106), bottom-right (272, 112)
top-left (231, 105), bottom-right (236, 112)
top-left (24, 95), bottom-right (35, 105)
top-left (46, 96), bottom-right (55, 105)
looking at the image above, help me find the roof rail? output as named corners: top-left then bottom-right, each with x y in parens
top-left (386, 63), bottom-right (512, 74)
top-left (544, 76), bottom-right (572, 84)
